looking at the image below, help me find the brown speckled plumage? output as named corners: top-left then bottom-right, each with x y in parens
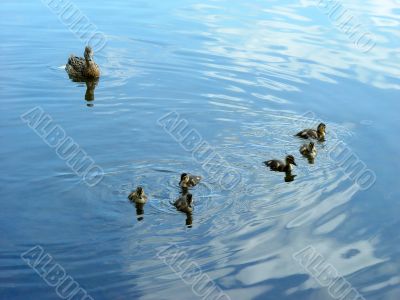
top-left (66, 46), bottom-right (100, 79)
top-left (295, 123), bottom-right (326, 141)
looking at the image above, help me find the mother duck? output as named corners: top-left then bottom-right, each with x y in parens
top-left (66, 46), bottom-right (100, 79)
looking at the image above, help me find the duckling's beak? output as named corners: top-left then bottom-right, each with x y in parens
top-left (292, 161), bottom-right (297, 166)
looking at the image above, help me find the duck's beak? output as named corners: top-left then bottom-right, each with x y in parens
top-left (293, 161), bottom-right (297, 166)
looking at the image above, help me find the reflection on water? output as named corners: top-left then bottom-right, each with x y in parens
top-left (185, 213), bottom-right (193, 228)
top-left (306, 157), bottom-right (315, 164)
top-left (1, 0), bottom-right (399, 299)
top-left (134, 203), bottom-right (145, 221)
top-left (68, 76), bottom-right (99, 105)
top-left (84, 78), bottom-right (99, 102)
top-left (284, 171), bottom-right (296, 183)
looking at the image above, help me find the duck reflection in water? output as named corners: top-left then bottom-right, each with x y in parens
top-left (173, 193), bottom-right (194, 228)
top-left (68, 76), bottom-right (99, 106)
top-left (84, 78), bottom-right (99, 102)
top-left (185, 213), bottom-right (193, 228)
top-left (284, 171), bottom-right (297, 182)
top-left (135, 203), bottom-right (145, 221)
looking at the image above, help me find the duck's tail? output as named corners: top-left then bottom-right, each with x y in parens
top-left (193, 176), bottom-right (201, 182)
top-left (263, 160), bottom-right (272, 167)
top-left (295, 132), bottom-right (303, 137)
top-left (295, 131), bottom-right (309, 139)
top-left (66, 56), bottom-right (78, 74)
top-left (67, 54), bottom-right (75, 65)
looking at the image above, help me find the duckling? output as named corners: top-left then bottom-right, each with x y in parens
top-left (128, 186), bottom-right (148, 204)
top-left (66, 46), bottom-right (100, 79)
top-left (173, 193), bottom-right (193, 214)
top-left (264, 155), bottom-right (297, 172)
top-left (179, 173), bottom-right (201, 188)
top-left (295, 123), bottom-right (326, 141)
top-left (300, 142), bottom-right (317, 159)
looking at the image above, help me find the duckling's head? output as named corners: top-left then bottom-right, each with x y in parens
top-left (317, 123), bottom-right (326, 134)
top-left (286, 155), bottom-right (297, 166)
top-left (136, 186), bottom-right (144, 196)
top-left (186, 193), bottom-right (193, 206)
top-left (84, 46), bottom-right (94, 62)
top-left (309, 142), bottom-right (315, 151)
top-left (180, 173), bottom-right (189, 183)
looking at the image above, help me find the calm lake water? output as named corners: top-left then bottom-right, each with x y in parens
top-left (1, 0), bottom-right (399, 299)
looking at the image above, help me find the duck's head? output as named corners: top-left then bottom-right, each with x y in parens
top-left (180, 173), bottom-right (189, 184)
top-left (309, 142), bottom-right (315, 151)
top-left (286, 155), bottom-right (297, 166)
top-left (317, 123), bottom-right (326, 134)
top-left (186, 193), bottom-right (193, 206)
top-left (84, 46), bottom-right (94, 62)
top-left (136, 186), bottom-right (144, 196)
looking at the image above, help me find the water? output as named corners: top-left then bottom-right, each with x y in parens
top-left (1, 0), bottom-right (399, 299)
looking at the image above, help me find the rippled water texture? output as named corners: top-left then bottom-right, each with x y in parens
top-left (1, 0), bottom-right (399, 299)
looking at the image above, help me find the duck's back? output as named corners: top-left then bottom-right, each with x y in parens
top-left (189, 175), bottom-right (201, 186)
top-left (128, 192), bottom-right (137, 202)
top-left (300, 144), bottom-right (308, 155)
top-left (264, 159), bottom-right (285, 171)
top-left (66, 55), bottom-right (85, 77)
top-left (296, 128), bottom-right (317, 139)
top-left (66, 55), bottom-right (100, 79)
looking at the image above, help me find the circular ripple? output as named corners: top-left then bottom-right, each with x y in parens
top-left (84, 114), bottom-right (356, 224)
top-left (90, 160), bottom-right (235, 221)
top-left (204, 112), bottom-right (357, 220)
